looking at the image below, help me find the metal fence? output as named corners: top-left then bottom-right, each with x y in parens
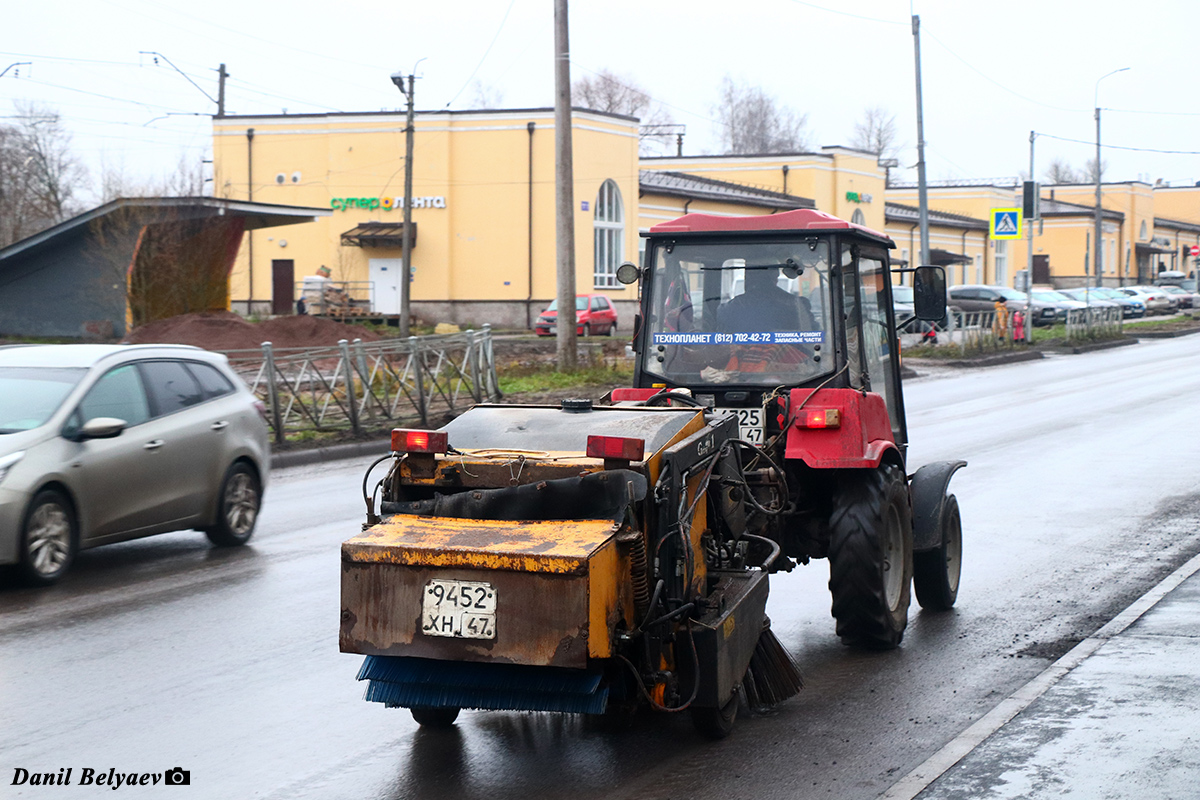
top-left (1065, 307), bottom-right (1123, 342)
top-left (221, 327), bottom-right (499, 443)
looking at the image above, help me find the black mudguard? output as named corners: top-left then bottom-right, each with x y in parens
top-left (909, 460), bottom-right (967, 552)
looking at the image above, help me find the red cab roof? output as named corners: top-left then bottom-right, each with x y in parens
top-left (648, 208), bottom-right (892, 246)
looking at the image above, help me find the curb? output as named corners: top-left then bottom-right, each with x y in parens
top-left (270, 438), bottom-right (391, 470)
top-left (1043, 337), bottom-right (1139, 355)
top-left (1128, 326), bottom-right (1200, 339)
top-left (881, 549), bottom-right (1200, 800)
top-left (910, 350), bottom-right (1044, 369)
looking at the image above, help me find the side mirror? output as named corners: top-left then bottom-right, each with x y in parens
top-left (616, 262), bottom-right (640, 285)
top-left (913, 265), bottom-right (947, 321)
top-left (78, 417), bottom-right (127, 440)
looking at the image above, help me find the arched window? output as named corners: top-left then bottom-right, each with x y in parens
top-left (851, 208), bottom-right (866, 226)
top-left (593, 180), bottom-right (624, 288)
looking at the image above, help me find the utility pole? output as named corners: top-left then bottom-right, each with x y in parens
top-left (912, 15), bottom-right (930, 268)
top-left (554, 0), bottom-right (578, 370)
top-left (1026, 131), bottom-right (1036, 340)
top-left (217, 63), bottom-right (227, 117)
top-left (246, 127), bottom-right (254, 314)
top-left (1094, 68), bottom-right (1129, 289)
top-left (391, 70), bottom-right (418, 337)
top-left (1093, 105), bottom-right (1103, 289)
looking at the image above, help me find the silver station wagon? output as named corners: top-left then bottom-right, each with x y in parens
top-left (0, 344), bottom-right (269, 585)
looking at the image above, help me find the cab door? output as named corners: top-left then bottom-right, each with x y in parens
top-left (842, 246), bottom-right (907, 446)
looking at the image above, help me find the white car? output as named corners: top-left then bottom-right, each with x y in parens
top-left (0, 344), bottom-right (270, 585)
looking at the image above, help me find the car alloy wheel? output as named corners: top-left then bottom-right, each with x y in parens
top-left (224, 470), bottom-right (258, 535)
top-left (20, 489), bottom-right (77, 585)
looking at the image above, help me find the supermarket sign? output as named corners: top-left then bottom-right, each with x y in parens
top-left (331, 196), bottom-right (446, 211)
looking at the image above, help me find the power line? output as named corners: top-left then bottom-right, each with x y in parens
top-left (443, 0), bottom-right (518, 109)
top-left (1038, 131), bottom-right (1200, 156)
top-left (784, 0), bottom-right (907, 26)
top-left (921, 27), bottom-right (1086, 114)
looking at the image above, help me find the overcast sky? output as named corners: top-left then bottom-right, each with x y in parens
top-left (4, 0), bottom-right (1198, 204)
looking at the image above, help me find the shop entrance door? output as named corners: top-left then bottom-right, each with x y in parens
top-left (271, 260), bottom-right (295, 314)
top-left (369, 258), bottom-right (402, 314)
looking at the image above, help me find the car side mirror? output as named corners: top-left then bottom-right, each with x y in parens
top-left (616, 262), bottom-right (640, 285)
top-left (78, 417), bottom-right (128, 440)
top-left (913, 265), bottom-right (947, 321)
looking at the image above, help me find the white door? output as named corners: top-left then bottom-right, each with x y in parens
top-left (369, 258), bottom-right (403, 314)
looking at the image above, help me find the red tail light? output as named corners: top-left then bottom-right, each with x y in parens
top-left (797, 409), bottom-right (841, 429)
top-left (254, 400), bottom-right (268, 422)
top-left (586, 435), bottom-right (645, 462)
top-left (391, 428), bottom-right (449, 454)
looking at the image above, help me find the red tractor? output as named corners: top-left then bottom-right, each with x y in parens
top-left (340, 208), bottom-right (964, 738)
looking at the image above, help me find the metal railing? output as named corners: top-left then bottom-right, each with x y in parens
top-left (222, 327), bottom-right (499, 444)
top-left (1065, 306), bottom-right (1123, 342)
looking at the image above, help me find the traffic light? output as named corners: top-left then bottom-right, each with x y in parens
top-left (1022, 181), bottom-right (1040, 220)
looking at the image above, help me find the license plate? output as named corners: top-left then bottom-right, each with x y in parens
top-left (717, 407), bottom-right (764, 445)
top-left (421, 579), bottom-right (497, 640)
top-left (549, 325), bottom-right (557, 334)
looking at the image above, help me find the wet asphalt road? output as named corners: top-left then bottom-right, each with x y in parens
top-left (3, 336), bottom-right (1199, 800)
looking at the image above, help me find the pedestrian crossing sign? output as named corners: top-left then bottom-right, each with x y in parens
top-left (990, 208), bottom-right (1022, 240)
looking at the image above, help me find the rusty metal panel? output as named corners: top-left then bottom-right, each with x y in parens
top-left (341, 562), bottom-right (592, 667)
top-left (442, 404), bottom-right (700, 456)
top-left (342, 516), bottom-right (619, 574)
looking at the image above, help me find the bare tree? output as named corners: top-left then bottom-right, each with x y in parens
top-left (1043, 158), bottom-right (1084, 184)
top-left (13, 101), bottom-right (86, 226)
top-left (573, 69), bottom-right (675, 155)
top-left (0, 103), bottom-right (87, 248)
top-left (469, 80), bottom-right (506, 110)
top-left (850, 106), bottom-right (898, 158)
top-left (714, 76), bottom-right (811, 155)
top-left (1084, 157), bottom-right (1107, 184)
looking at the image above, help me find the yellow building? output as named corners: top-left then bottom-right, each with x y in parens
top-left (883, 202), bottom-right (989, 286)
top-left (213, 108), bottom-right (640, 326)
top-left (640, 148), bottom-right (887, 233)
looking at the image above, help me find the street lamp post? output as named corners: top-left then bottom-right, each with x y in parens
top-left (1094, 67), bottom-right (1129, 289)
top-left (391, 69), bottom-right (419, 337)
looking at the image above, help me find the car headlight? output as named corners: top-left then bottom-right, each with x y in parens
top-left (0, 451), bottom-right (25, 486)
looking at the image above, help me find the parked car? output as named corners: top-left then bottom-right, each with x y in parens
top-left (1153, 270), bottom-right (1198, 292)
top-left (946, 285), bottom-right (1060, 326)
top-left (1155, 284), bottom-right (1196, 309)
top-left (1059, 287), bottom-right (1143, 318)
top-left (1032, 290), bottom-right (1085, 323)
top-left (1119, 286), bottom-right (1177, 315)
top-left (0, 344), bottom-right (270, 586)
top-left (534, 294), bottom-right (619, 336)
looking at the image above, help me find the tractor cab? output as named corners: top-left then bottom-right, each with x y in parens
top-left (624, 209), bottom-right (945, 451)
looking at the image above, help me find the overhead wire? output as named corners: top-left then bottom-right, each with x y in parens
top-left (442, 0), bottom-right (519, 109)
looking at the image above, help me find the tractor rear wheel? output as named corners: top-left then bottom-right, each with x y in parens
top-left (913, 494), bottom-right (962, 610)
top-left (828, 465), bottom-right (913, 649)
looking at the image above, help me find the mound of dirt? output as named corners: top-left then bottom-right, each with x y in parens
top-left (123, 311), bottom-right (383, 352)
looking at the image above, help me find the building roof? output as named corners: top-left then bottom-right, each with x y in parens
top-left (1154, 216), bottom-right (1200, 234)
top-left (0, 197), bottom-right (331, 265)
top-left (1038, 196), bottom-right (1125, 221)
top-left (216, 106), bottom-right (640, 123)
top-left (889, 178), bottom-right (1020, 189)
top-left (638, 170), bottom-right (814, 210)
top-left (885, 202), bottom-right (989, 231)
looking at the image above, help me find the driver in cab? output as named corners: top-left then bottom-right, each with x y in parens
top-left (711, 265), bottom-right (817, 377)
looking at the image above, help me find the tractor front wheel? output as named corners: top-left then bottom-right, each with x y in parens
top-left (828, 465), bottom-right (913, 649)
